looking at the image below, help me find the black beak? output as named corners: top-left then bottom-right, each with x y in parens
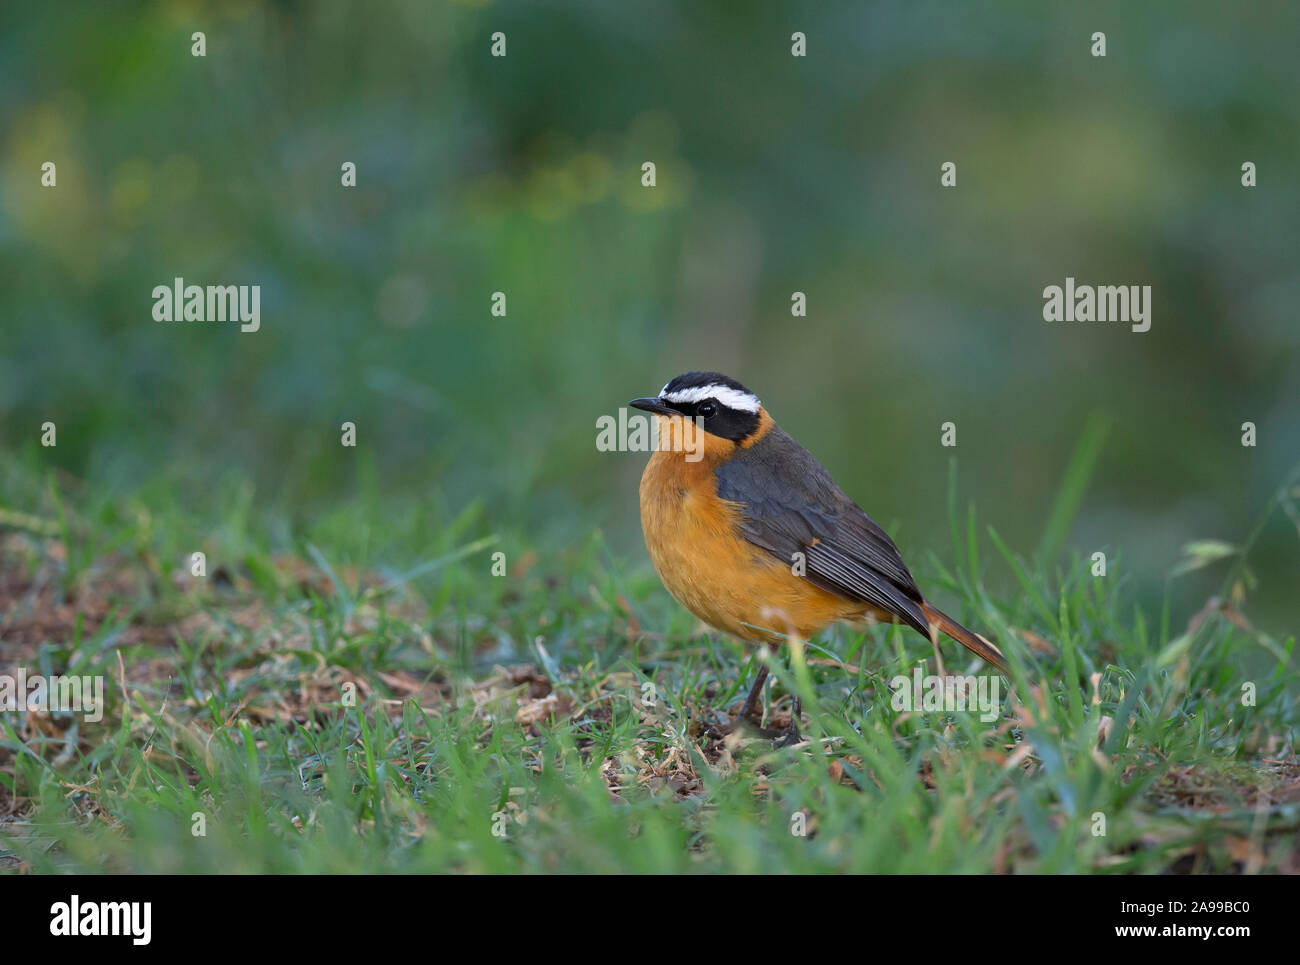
top-left (629, 397), bottom-right (678, 416)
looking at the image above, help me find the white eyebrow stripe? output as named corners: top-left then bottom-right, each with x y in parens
top-left (660, 383), bottom-right (760, 413)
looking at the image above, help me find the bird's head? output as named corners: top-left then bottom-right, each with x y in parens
top-left (629, 371), bottom-right (765, 448)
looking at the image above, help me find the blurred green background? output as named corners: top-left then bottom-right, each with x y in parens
top-left (2, 1), bottom-right (1297, 629)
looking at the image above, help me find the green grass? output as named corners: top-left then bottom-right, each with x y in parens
top-left (1, 446), bottom-right (1297, 874)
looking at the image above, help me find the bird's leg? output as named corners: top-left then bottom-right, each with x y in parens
top-left (734, 663), bottom-right (769, 725)
top-left (773, 694), bottom-right (804, 748)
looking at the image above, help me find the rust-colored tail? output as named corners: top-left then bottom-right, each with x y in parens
top-left (920, 602), bottom-right (1008, 672)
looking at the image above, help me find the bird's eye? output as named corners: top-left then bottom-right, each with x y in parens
top-left (697, 401), bottom-right (717, 418)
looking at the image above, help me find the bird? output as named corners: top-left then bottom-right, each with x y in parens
top-left (630, 371), bottom-right (1008, 745)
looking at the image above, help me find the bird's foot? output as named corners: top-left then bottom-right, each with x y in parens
top-left (771, 697), bottom-right (805, 749)
top-left (772, 724), bottom-right (804, 748)
top-left (710, 707), bottom-right (764, 738)
top-left (713, 664), bottom-right (769, 736)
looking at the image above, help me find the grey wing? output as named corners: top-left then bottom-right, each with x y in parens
top-left (714, 427), bottom-right (930, 636)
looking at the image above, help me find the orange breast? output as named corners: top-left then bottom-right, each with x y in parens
top-left (639, 445), bottom-right (864, 644)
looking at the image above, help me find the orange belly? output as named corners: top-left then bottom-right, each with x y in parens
top-left (639, 450), bottom-right (873, 643)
